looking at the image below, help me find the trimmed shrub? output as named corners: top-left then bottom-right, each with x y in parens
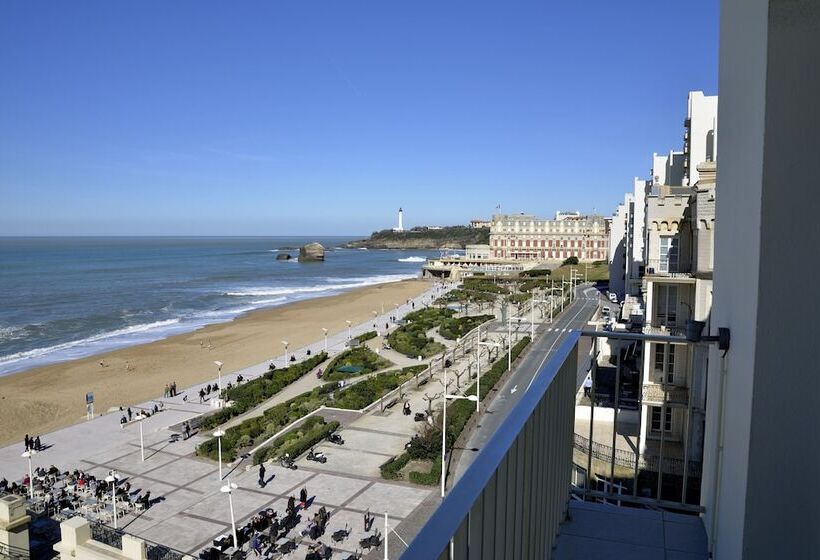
top-left (409, 455), bottom-right (442, 486)
top-left (200, 352), bottom-right (327, 430)
top-left (323, 346), bottom-right (393, 381)
top-left (562, 256), bottom-right (579, 266)
top-left (252, 417), bottom-right (339, 465)
top-left (380, 452), bottom-right (412, 480)
top-left (438, 315), bottom-right (494, 340)
top-left (519, 269), bottom-right (551, 277)
top-left (388, 308), bottom-right (454, 358)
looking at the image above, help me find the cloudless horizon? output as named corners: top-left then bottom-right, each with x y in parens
top-left (0, 1), bottom-right (718, 236)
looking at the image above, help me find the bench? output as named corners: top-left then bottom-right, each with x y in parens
top-left (383, 397), bottom-right (399, 409)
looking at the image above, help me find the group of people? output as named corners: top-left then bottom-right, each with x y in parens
top-left (4, 464), bottom-right (155, 519)
top-left (163, 381), bottom-right (179, 398)
top-left (23, 434), bottom-right (43, 452)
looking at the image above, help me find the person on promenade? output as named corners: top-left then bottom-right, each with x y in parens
top-left (258, 463), bottom-right (266, 487)
top-left (363, 509), bottom-right (373, 532)
top-left (583, 375), bottom-right (592, 398)
top-left (34, 436), bottom-right (41, 451)
top-left (163, 384), bottom-right (169, 398)
top-left (199, 389), bottom-right (205, 403)
top-left (24, 434), bottom-right (30, 452)
top-left (127, 408), bottom-right (132, 421)
top-left (299, 487), bottom-right (308, 510)
top-left (286, 495), bottom-right (296, 515)
top-left (183, 422), bottom-right (191, 440)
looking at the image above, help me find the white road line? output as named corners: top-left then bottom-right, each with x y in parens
top-left (525, 296), bottom-right (597, 392)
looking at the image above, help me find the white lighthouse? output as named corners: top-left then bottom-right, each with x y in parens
top-left (394, 207), bottom-right (405, 232)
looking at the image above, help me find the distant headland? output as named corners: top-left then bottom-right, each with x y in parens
top-left (344, 225), bottom-right (489, 249)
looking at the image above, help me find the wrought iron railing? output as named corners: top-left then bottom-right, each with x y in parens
top-left (573, 433), bottom-right (702, 476)
top-left (88, 521), bottom-right (189, 560)
top-left (89, 521), bottom-right (122, 549)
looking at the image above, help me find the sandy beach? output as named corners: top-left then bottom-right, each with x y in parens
top-left (0, 278), bottom-right (431, 447)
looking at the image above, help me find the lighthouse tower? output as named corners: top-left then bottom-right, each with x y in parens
top-left (394, 207), bottom-right (404, 232)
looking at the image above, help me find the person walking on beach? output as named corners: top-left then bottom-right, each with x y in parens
top-left (258, 463), bottom-right (266, 487)
top-left (299, 487), bottom-right (308, 510)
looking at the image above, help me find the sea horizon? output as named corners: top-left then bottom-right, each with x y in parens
top-left (0, 236), bottom-right (436, 376)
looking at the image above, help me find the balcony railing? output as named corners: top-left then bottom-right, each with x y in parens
top-left (402, 329), bottom-right (708, 558)
top-left (0, 542), bottom-right (30, 560)
top-left (642, 383), bottom-right (689, 406)
top-left (644, 259), bottom-right (693, 278)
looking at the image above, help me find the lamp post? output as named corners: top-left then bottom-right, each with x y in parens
top-left (321, 328), bottom-right (328, 352)
top-left (281, 340), bottom-right (289, 363)
top-left (529, 292), bottom-right (550, 339)
top-left (105, 471), bottom-right (120, 529)
top-left (373, 311), bottom-right (379, 335)
top-left (213, 429), bottom-right (225, 480)
top-left (21, 450), bottom-right (36, 500)
top-left (346, 320), bottom-right (352, 340)
top-left (139, 413), bottom-right (145, 462)
top-left (213, 361), bottom-right (223, 392)
top-left (440, 365), bottom-right (479, 497)
top-left (220, 482), bottom-right (239, 549)
top-left (507, 315), bottom-right (528, 370)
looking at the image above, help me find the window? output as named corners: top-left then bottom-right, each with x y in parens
top-left (659, 236), bottom-right (680, 272)
top-left (655, 285), bottom-right (678, 326)
top-left (650, 407), bottom-right (672, 433)
top-left (653, 344), bottom-right (675, 383)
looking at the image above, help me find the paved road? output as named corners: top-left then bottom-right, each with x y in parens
top-left (451, 284), bottom-right (605, 483)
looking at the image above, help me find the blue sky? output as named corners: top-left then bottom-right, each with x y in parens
top-left (0, 1), bottom-right (718, 236)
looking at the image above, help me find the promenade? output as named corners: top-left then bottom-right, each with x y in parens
top-left (0, 283), bottom-right (454, 557)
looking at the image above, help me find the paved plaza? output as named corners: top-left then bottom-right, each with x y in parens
top-left (70, 427), bottom-right (432, 557)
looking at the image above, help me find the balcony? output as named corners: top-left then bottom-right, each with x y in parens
top-left (643, 259), bottom-right (694, 279)
top-left (401, 330), bottom-right (708, 559)
top-left (642, 382), bottom-right (689, 407)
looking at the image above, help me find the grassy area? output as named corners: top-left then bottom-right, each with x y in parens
top-left (461, 277), bottom-right (509, 294)
top-left (199, 353), bottom-right (327, 430)
top-left (252, 417), bottom-right (340, 465)
top-left (438, 314), bottom-right (494, 340)
top-left (550, 262), bottom-right (609, 282)
top-left (388, 307), bottom-right (454, 358)
top-left (196, 382), bottom-right (337, 462)
top-left (323, 346), bottom-right (393, 381)
top-left (332, 365), bottom-right (425, 410)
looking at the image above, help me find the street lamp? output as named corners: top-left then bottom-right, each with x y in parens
top-left (220, 482), bottom-right (239, 550)
top-left (321, 328), bottom-right (328, 352)
top-left (213, 361), bottom-right (223, 392)
top-left (281, 340), bottom-right (289, 363)
top-left (105, 471), bottom-right (120, 529)
top-left (213, 429), bottom-right (225, 481)
top-left (138, 412), bottom-right (145, 462)
top-left (346, 320), bottom-right (352, 340)
top-left (530, 292), bottom-right (550, 339)
top-left (440, 365), bottom-right (478, 498)
top-left (508, 315), bottom-right (529, 371)
top-left (21, 449), bottom-right (36, 500)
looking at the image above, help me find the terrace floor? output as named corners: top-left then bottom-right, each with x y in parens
top-left (554, 500), bottom-right (708, 559)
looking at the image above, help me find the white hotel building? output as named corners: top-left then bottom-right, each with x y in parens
top-left (489, 213), bottom-right (609, 262)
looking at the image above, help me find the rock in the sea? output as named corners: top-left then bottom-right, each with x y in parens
top-left (276, 253), bottom-right (292, 260)
top-left (298, 242), bottom-right (325, 262)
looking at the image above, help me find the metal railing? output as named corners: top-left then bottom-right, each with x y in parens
top-left (644, 258), bottom-right (693, 277)
top-left (401, 333), bottom-right (579, 559)
top-left (402, 327), bottom-right (710, 558)
top-left (641, 383), bottom-right (689, 407)
top-left (89, 521), bottom-right (189, 560)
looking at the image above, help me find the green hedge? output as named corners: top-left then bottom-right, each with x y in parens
top-left (388, 308), bottom-right (454, 358)
top-left (519, 269), bottom-right (551, 277)
top-left (357, 330), bottom-right (378, 342)
top-left (252, 417), bottom-right (339, 465)
top-left (438, 315), bottom-right (494, 340)
top-left (408, 455), bottom-right (442, 486)
top-left (380, 452), bottom-right (412, 480)
top-left (323, 346), bottom-right (393, 381)
top-left (200, 352), bottom-right (327, 430)
top-left (461, 278), bottom-right (509, 294)
top-left (508, 293), bottom-right (531, 304)
top-left (332, 366), bottom-right (423, 410)
top-left (519, 278), bottom-right (550, 293)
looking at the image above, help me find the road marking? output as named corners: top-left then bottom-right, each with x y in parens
top-left (511, 385), bottom-right (518, 394)
top-left (525, 297), bottom-right (597, 392)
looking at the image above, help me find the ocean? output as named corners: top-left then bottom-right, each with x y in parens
top-left (0, 237), bottom-right (439, 376)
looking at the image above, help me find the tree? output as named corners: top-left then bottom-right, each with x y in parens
top-left (562, 256), bottom-right (579, 266)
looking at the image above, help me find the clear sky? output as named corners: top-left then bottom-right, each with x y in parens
top-left (0, 1), bottom-right (718, 236)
